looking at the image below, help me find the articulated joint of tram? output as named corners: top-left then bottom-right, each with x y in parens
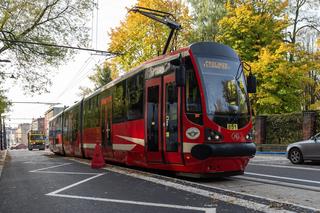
top-left (190, 142), bottom-right (256, 160)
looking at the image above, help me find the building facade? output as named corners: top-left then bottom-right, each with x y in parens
top-left (16, 123), bottom-right (31, 145)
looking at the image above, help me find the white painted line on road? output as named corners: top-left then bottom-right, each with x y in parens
top-left (46, 172), bottom-right (216, 213)
top-left (68, 158), bottom-right (299, 213)
top-left (105, 166), bottom-right (294, 213)
top-left (47, 173), bottom-right (105, 195)
top-left (48, 193), bottom-right (216, 213)
top-left (24, 161), bottom-right (63, 165)
top-left (67, 158), bottom-right (319, 212)
top-left (33, 171), bottom-right (102, 175)
top-left (249, 163), bottom-right (320, 171)
top-left (29, 163), bottom-right (72, 172)
top-left (235, 176), bottom-right (320, 192)
top-left (245, 172), bottom-right (320, 185)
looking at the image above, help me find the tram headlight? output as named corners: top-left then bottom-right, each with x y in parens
top-left (205, 128), bottom-right (223, 142)
top-left (245, 129), bottom-right (254, 141)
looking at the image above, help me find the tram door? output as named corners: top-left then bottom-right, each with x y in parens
top-left (101, 96), bottom-right (113, 158)
top-left (145, 73), bottom-right (182, 164)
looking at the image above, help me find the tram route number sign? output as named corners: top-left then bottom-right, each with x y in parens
top-left (227, 123), bottom-right (238, 130)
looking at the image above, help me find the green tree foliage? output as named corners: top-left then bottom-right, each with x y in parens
top-left (215, 0), bottom-right (312, 114)
top-left (0, 88), bottom-right (10, 114)
top-left (108, 0), bottom-right (192, 72)
top-left (187, 0), bottom-right (226, 42)
top-left (217, 0), bottom-right (288, 62)
top-left (78, 62), bottom-right (113, 97)
top-left (250, 44), bottom-right (305, 114)
top-left (0, 0), bottom-right (93, 93)
top-left (89, 63), bottom-right (113, 89)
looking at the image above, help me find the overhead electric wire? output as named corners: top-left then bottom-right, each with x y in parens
top-left (55, 56), bottom-right (95, 100)
top-left (0, 38), bottom-right (120, 56)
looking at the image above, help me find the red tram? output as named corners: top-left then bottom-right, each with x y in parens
top-left (49, 41), bottom-right (257, 177)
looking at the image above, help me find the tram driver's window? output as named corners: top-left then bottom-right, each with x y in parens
top-left (185, 57), bottom-right (202, 125)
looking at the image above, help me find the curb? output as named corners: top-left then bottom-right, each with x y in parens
top-left (0, 149), bottom-right (8, 179)
top-left (256, 151), bottom-right (286, 155)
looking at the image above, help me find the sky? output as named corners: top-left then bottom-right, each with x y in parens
top-left (4, 0), bottom-right (137, 128)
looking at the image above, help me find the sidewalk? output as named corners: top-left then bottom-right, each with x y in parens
top-left (0, 149), bottom-right (7, 179)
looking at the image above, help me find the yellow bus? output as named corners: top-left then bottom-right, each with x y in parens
top-left (28, 131), bottom-right (46, 151)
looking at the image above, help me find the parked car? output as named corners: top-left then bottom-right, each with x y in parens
top-left (287, 133), bottom-right (320, 164)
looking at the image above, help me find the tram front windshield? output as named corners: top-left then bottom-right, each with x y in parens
top-left (196, 56), bottom-right (250, 129)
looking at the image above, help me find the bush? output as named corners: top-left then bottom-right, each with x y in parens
top-left (265, 113), bottom-right (303, 144)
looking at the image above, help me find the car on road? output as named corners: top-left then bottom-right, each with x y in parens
top-left (287, 133), bottom-right (320, 164)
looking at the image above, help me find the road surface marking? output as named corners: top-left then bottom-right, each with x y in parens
top-left (24, 161), bottom-right (63, 165)
top-left (61, 157), bottom-right (319, 212)
top-left (33, 171), bottom-right (102, 175)
top-left (44, 167), bottom-right (215, 213)
top-left (249, 163), bottom-right (320, 171)
top-left (245, 172), bottom-right (320, 185)
top-left (235, 176), bottom-right (320, 192)
top-left (48, 193), bottom-right (216, 213)
top-left (47, 173), bottom-right (105, 195)
top-left (29, 163), bottom-right (72, 172)
top-left (30, 162), bottom-right (215, 213)
top-left (104, 166), bottom-right (295, 213)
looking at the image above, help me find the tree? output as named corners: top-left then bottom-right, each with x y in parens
top-left (78, 62), bottom-right (113, 97)
top-left (0, 88), bottom-right (10, 114)
top-left (287, 0), bottom-right (320, 54)
top-left (0, 0), bottom-right (93, 93)
top-left (217, 0), bottom-right (288, 62)
top-left (285, 0), bottom-right (320, 109)
top-left (89, 63), bottom-right (113, 90)
top-left (215, 0), bottom-right (313, 114)
top-left (250, 44), bottom-right (305, 114)
top-left (187, 0), bottom-right (226, 42)
top-left (108, 0), bottom-right (192, 72)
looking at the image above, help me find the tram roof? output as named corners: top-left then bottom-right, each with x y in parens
top-left (49, 41), bottom-right (238, 121)
top-left (49, 45), bottom-right (189, 122)
top-left (83, 46), bottom-right (190, 101)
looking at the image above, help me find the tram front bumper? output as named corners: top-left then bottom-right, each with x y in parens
top-left (191, 142), bottom-right (256, 160)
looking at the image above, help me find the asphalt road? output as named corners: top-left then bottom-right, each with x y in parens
top-left (0, 150), bottom-right (319, 213)
top-left (0, 150), bottom-right (259, 213)
top-left (201, 155), bottom-right (320, 212)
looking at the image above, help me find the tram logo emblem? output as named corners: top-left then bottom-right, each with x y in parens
top-left (231, 132), bottom-right (241, 141)
top-left (186, 127), bottom-right (200, 140)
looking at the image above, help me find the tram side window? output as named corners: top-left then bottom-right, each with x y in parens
top-left (166, 82), bottom-right (178, 152)
top-left (112, 81), bottom-right (127, 123)
top-left (57, 116), bottom-right (62, 135)
top-left (127, 73), bottom-right (144, 120)
top-left (63, 115), bottom-right (68, 142)
top-left (185, 57), bottom-right (203, 125)
top-left (72, 109), bottom-right (79, 142)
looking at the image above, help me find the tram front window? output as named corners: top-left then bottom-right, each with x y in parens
top-left (196, 56), bottom-right (250, 129)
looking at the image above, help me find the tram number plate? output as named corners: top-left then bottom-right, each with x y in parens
top-left (227, 124), bottom-right (238, 130)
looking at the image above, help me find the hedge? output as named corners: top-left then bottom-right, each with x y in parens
top-left (260, 113), bottom-right (303, 145)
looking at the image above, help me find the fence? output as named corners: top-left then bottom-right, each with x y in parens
top-left (254, 111), bottom-right (319, 152)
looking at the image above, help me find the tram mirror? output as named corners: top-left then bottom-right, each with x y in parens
top-left (247, 73), bottom-right (256, 93)
top-left (176, 62), bottom-right (186, 87)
